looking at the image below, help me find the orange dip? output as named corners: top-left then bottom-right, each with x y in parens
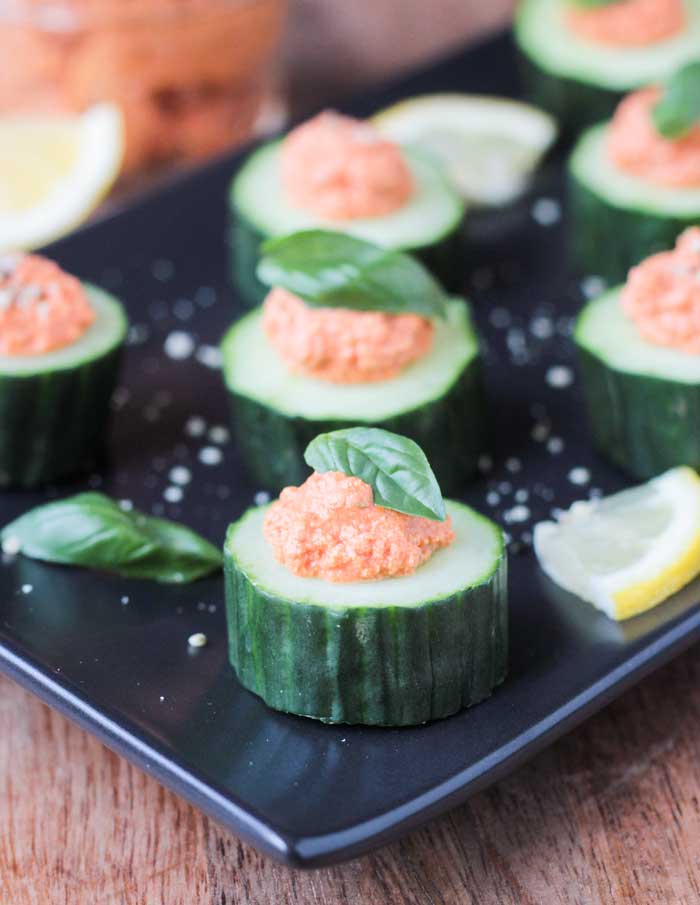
top-left (607, 87), bottom-right (700, 187)
top-left (621, 227), bottom-right (700, 353)
top-left (280, 110), bottom-right (414, 220)
top-left (263, 470), bottom-right (454, 582)
top-left (0, 254), bottom-right (94, 356)
top-left (567, 0), bottom-right (685, 47)
top-left (263, 287), bottom-right (434, 383)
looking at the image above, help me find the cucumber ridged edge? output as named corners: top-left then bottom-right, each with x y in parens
top-left (568, 163), bottom-right (700, 284)
top-left (224, 507), bottom-right (508, 726)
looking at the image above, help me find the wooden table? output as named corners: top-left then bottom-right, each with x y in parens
top-left (4, 644), bottom-right (700, 903)
top-left (5, 2), bottom-right (694, 902)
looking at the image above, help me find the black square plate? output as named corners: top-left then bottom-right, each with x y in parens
top-left (2, 33), bottom-right (700, 868)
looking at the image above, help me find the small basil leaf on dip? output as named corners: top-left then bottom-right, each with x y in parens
top-left (1, 492), bottom-right (222, 583)
top-left (257, 229), bottom-right (448, 319)
top-left (653, 63), bottom-right (700, 140)
top-left (304, 427), bottom-right (447, 521)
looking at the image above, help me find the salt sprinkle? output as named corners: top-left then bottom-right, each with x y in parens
top-left (185, 416), bottom-right (207, 437)
top-left (174, 298), bottom-right (195, 321)
top-left (152, 258), bottom-right (174, 282)
top-left (547, 436), bottom-right (565, 455)
top-left (489, 307), bottom-right (511, 329)
top-left (188, 632), bottom-right (208, 649)
top-left (504, 505), bottom-right (530, 524)
top-left (169, 466), bottom-right (192, 486)
top-left (164, 485), bottom-right (184, 503)
top-left (20, 584), bottom-right (33, 594)
top-left (199, 446), bottom-right (223, 466)
top-left (530, 316), bottom-right (554, 339)
top-left (208, 425), bottom-right (230, 445)
top-left (477, 455), bottom-right (493, 473)
top-left (254, 490), bottom-right (271, 506)
top-left (486, 491), bottom-right (500, 507)
top-left (546, 365), bottom-right (574, 389)
top-left (515, 489), bottom-right (529, 503)
top-left (568, 467), bottom-right (591, 486)
top-left (196, 345), bottom-right (223, 369)
top-left (1, 536), bottom-right (20, 555)
top-left (581, 275), bottom-right (607, 299)
top-left (164, 331), bottom-right (195, 360)
top-left (531, 422), bottom-right (550, 442)
top-left (531, 198), bottom-right (561, 227)
top-left (505, 457), bottom-right (522, 473)
top-left (121, 596), bottom-right (130, 605)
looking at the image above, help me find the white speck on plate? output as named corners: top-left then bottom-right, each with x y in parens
top-left (505, 457), bottom-right (522, 473)
top-left (254, 490), bottom-right (271, 505)
top-left (568, 467), bottom-right (591, 486)
top-left (188, 632), bottom-right (208, 649)
top-left (530, 316), bottom-right (553, 339)
top-left (199, 446), bottom-right (223, 466)
top-left (119, 499), bottom-right (133, 511)
top-left (547, 436), bottom-right (565, 455)
top-left (486, 491), bottom-right (500, 507)
top-left (195, 286), bottom-right (217, 308)
top-left (111, 386), bottom-right (130, 410)
top-left (531, 197), bottom-right (561, 227)
top-left (164, 331), bottom-right (195, 360)
top-left (185, 415), bottom-right (207, 437)
top-left (515, 489), bottom-right (529, 503)
top-left (197, 601), bottom-right (207, 611)
top-left (546, 365), bottom-right (574, 389)
top-left (196, 345), bottom-right (223, 369)
top-left (208, 425), bottom-right (230, 445)
top-left (498, 481), bottom-right (512, 495)
top-left (159, 695), bottom-right (165, 702)
top-left (504, 504), bottom-right (530, 524)
top-left (208, 604), bottom-right (217, 614)
top-left (21, 584), bottom-right (33, 594)
top-left (174, 298), bottom-right (195, 321)
top-left (1, 536), bottom-right (20, 555)
top-left (127, 324), bottom-right (150, 346)
top-left (169, 466), bottom-right (192, 486)
top-left (164, 485), bottom-right (184, 503)
top-left (121, 596), bottom-right (130, 605)
top-left (581, 275), bottom-right (607, 299)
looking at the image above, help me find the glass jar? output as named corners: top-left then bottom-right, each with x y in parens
top-left (0, 0), bottom-right (287, 178)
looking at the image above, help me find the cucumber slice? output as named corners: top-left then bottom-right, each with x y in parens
top-left (569, 124), bottom-right (700, 281)
top-left (225, 499), bottom-right (508, 725)
top-left (575, 288), bottom-right (700, 477)
top-left (0, 285), bottom-right (127, 487)
top-left (221, 299), bottom-right (486, 492)
top-left (515, 0), bottom-right (700, 131)
top-left (373, 94), bottom-right (557, 206)
top-left (228, 140), bottom-right (465, 306)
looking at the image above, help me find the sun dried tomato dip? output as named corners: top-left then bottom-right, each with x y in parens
top-left (262, 287), bottom-right (434, 383)
top-left (280, 110), bottom-right (414, 220)
top-left (621, 227), bottom-right (700, 353)
top-left (567, 0), bottom-right (685, 47)
top-left (607, 87), bottom-right (700, 187)
top-left (263, 470), bottom-right (454, 582)
top-left (0, 254), bottom-right (95, 357)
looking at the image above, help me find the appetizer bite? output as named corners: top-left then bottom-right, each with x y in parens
top-left (515, 0), bottom-right (700, 132)
top-left (0, 253), bottom-right (127, 487)
top-left (228, 109), bottom-right (464, 306)
top-left (220, 230), bottom-right (486, 494)
top-left (575, 228), bottom-right (700, 477)
top-left (224, 427), bottom-right (508, 725)
top-left (534, 466), bottom-right (700, 621)
top-left (569, 63), bottom-right (700, 281)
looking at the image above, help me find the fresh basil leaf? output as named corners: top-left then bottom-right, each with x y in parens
top-left (570, 0), bottom-right (617, 7)
top-left (652, 63), bottom-right (700, 139)
top-left (304, 427), bottom-right (447, 521)
top-left (1, 493), bottom-right (222, 584)
top-left (257, 230), bottom-right (448, 319)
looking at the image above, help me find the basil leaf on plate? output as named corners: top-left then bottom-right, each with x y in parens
top-left (257, 230), bottom-right (448, 319)
top-left (1, 493), bottom-right (222, 583)
top-left (304, 427), bottom-right (447, 521)
top-left (653, 63), bottom-right (700, 139)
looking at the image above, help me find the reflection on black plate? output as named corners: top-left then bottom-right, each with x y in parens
top-left (2, 33), bottom-right (700, 867)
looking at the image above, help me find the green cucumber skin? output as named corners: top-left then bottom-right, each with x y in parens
top-left (225, 541), bottom-right (508, 726)
top-left (576, 345), bottom-right (700, 478)
top-left (0, 346), bottom-right (122, 488)
top-left (569, 170), bottom-right (700, 283)
top-left (227, 357), bottom-right (487, 495)
top-left (227, 212), bottom-right (466, 309)
top-left (516, 50), bottom-right (621, 136)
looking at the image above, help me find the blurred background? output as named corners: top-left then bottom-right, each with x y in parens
top-left (0, 0), bottom-right (515, 182)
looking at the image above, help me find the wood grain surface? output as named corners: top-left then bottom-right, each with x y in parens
top-left (4, 644), bottom-right (700, 904)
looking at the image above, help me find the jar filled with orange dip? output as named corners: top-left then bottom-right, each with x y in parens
top-left (0, 0), bottom-right (287, 178)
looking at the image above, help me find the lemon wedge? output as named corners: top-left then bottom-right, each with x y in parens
top-left (0, 104), bottom-right (124, 251)
top-left (373, 93), bottom-right (557, 207)
top-left (534, 467), bottom-right (700, 621)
